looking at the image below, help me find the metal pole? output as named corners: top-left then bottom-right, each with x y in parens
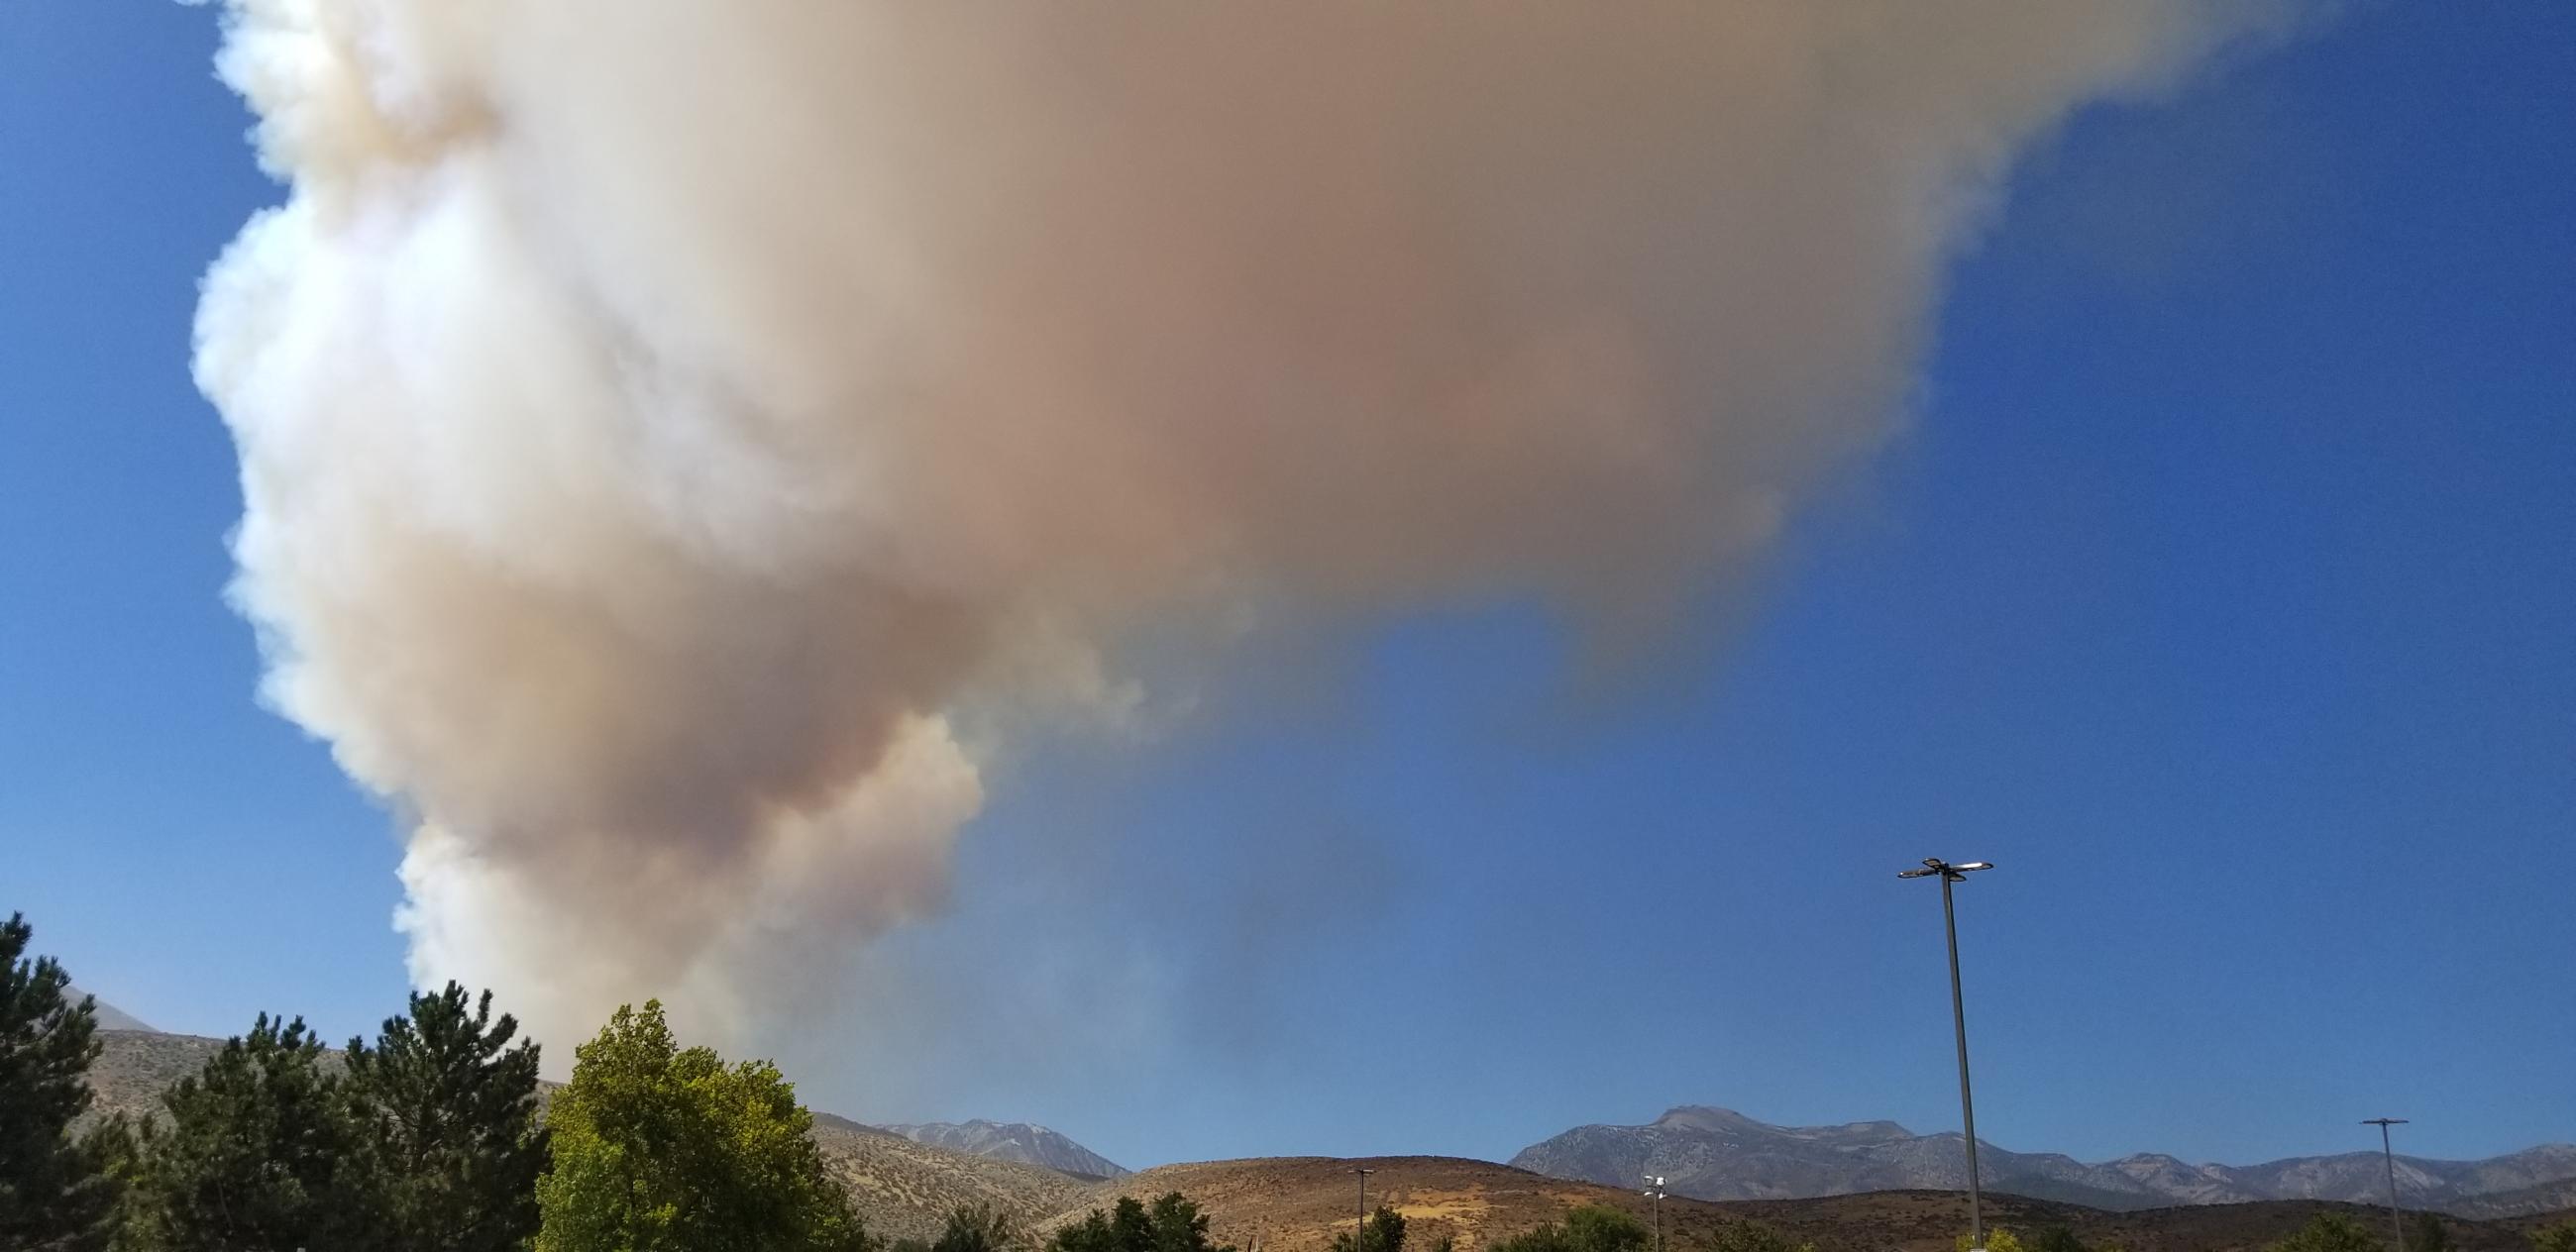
top-left (1942, 872), bottom-right (1984, 1251)
top-left (1654, 1190), bottom-right (1663, 1252)
top-left (2370, 1121), bottom-right (2408, 1252)
top-left (1355, 1168), bottom-right (1373, 1252)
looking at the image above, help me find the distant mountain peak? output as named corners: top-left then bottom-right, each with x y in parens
top-left (879, 1120), bottom-right (1128, 1180)
top-left (1511, 1105), bottom-right (2576, 1216)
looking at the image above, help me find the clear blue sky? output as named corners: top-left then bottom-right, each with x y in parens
top-left (4, 4), bottom-right (2570, 1174)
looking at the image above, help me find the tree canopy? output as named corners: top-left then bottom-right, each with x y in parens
top-left (935, 1201), bottom-right (1025, 1252)
top-left (1329, 1206), bottom-right (1407, 1252)
top-left (1048, 1194), bottom-right (1236, 1252)
top-left (1489, 1204), bottom-right (1652, 1252)
top-left (2268, 1213), bottom-right (2382, 1252)
top-left (341, 982), bottom-right (552, 1252)
top-left (119, 1012), bottom-right (357, 1251)
top-left (0, 912), bottom-right (123, 1252)
top-left (534, 999), bottom-right (873, 1252)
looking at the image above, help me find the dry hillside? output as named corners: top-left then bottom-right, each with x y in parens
top-left (81, 1030), bottom-right (229, 1125)
top-left (1054, 1156), bottom-right (2573, 1252)
top-left (80, 1036), bottom-right (2574, 1251)
top-left (814, 1117), bottom-right (1092, 1243)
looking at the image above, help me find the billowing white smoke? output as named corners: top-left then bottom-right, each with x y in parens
top-left (199, 1), bottom-right (2281, 1051)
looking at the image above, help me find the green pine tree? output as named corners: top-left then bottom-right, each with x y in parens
top-left (1047, 1194), bottom-right (1235, 1252)
top-left (340, 982), bottom-right (551, 1252)
top-left (1328, 1206), bottom-right (1406, 1252)
top-left (0, 912), bottom-right (125, 1252)
top-left (120, 1012), bottom-right (359, 1251)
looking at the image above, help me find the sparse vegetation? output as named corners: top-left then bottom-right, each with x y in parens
top-left (0, 912), bottom-right (125, 1252)
top-left (1707, 1218), bottom-right (1814, 1252)
top-left (2029, 1226), bottom-right (2086, 1252)
top-left (1490, 1203), bottom-right (1652, 1252)
top-left (534, 999), bottom-right (874, 1251)
top-left (2529, 1219), bottom-right (2576, 1252)
top-left (1049, 1194), bottom-right (1237, 1252)
top-left (2411, 1212), bottom-right (2456, 1252)
top-left (1330, 1205), bottom-right (1406, 1252)
top-left (938, 1201), bottom-right (1026, 1252)
top-left (1957, 1229), bottom-right (2024, 1252)
top-left (2269, 1212), bottom-right (2384, 1252)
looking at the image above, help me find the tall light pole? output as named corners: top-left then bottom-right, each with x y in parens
top-left (1899, 857), bottom-right (1995, 1251)
top-left (1353, 1166), bottom-right (1377, 1252)
top-left (1642, 1175), bottom-right (1665, 1252)
top-left (2364, 1118), bottom-right (2411, 1252)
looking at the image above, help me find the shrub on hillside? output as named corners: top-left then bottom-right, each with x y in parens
top-left (1330, 1206), bottom-right (1407, 1252)
top-left (1048, 1194), bottom-right (1236, 1252)
top-left (1490, 1203), bottom-right (1651, 1252)
top-left (1708, 1218), bottom-right (1814, 1252)
top-left (2268, 1213), bottom-right (2382, 1252)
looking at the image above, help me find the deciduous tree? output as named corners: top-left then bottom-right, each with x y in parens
top-left (935, 1202), bottom-right (1023, 1252)
top-left (533, 1000), bottom-right (873, 1252)
top-left (1490, 1204), bottom-right (1651, 1252)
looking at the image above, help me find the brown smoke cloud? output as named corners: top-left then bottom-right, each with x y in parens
top-left (197, 1), bottom-right (2285, 1052)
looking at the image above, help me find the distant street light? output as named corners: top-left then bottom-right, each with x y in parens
top-left (2364, 1118), bottom-right (2411, 1252)
top-left (1899, 858), bottom-right (1995, 1251)
top-left (1353, 1166), bottom-right (1377, 1252)
top-left (1642, 1175), bottom-right (1666, 1252)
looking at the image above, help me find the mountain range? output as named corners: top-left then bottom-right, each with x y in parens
top-left (882, 1119), bottom-right (1130, 1180)
top-left (1508, 1105), bottom-right (2576, 1219)
top-left (73, 1030), bottom-right (2576, 1250)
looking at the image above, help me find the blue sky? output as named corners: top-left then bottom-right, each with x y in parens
top-left (5, 3), bottom-right (2571, 1174)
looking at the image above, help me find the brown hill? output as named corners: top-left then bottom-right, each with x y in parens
top-left (81, 1030), bottom-right (230, 1126)
top-left (816, 1118), bottom-right (1093, 1243)
top-left (1054, 1156), bottom-right (2573, 1252)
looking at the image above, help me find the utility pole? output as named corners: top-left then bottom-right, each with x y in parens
top-left (1354, 1166), bottom-right (1377, 1252)
top-left (1899, 858), bottom-right (1995, 1251)
top-left (2364, 1118), bottom-right (2411, 1252)
top-left (1642, 1175), bottom-right (1665, 1252)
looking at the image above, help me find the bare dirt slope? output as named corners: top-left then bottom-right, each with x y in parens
top-left (1049, 1155), bottom-right (1721, 1252)
top-left (82, 1030), bottom-right (228, 1125)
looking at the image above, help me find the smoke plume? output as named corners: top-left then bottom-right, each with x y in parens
top-left (198, 1), bottom-right (2280, 1051)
